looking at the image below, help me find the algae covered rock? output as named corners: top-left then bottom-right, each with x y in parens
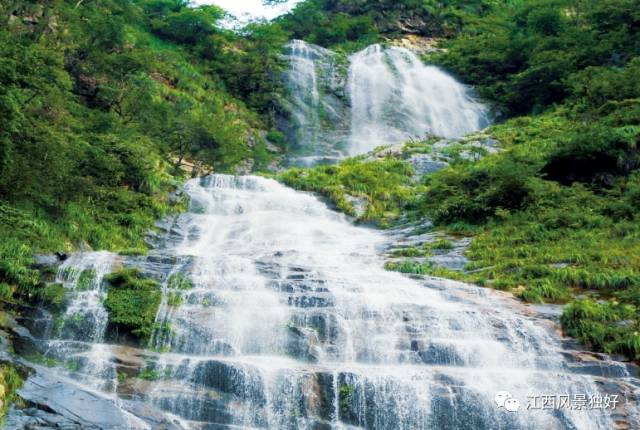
top-left (104, 269), bottom-right (161, 343)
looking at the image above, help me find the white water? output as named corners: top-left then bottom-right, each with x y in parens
top-left (282, 40), bottom-right (324, 154)
top-left (22, 40), bottom-right (636, 429)
top-left (141, 175), bottom-right (622, 428)
top-left (281, 41), bottom-right (489, 160)
top-left (48, 251), bottom-right (120, 392)
top-left (348, 44), bottom-right (488, 155)
top-left (32, 174), bottom-right (637, 428)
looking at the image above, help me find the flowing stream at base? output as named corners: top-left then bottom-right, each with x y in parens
top-left (22, 174), bottom-right (639, 429)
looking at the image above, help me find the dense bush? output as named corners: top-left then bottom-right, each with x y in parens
top-left (542, 126), bottom-right (639, 185)
top-left (422, 156), bottom-right (536, 224)
top-left (279, 157), bottom-right (418, 227)
top-left (440, 0), bottom-right (640, 116)
top-left (0, 0), bottom-right (282, 304)
top-left (104, 269), bottom-right (161, 343)
top-left (276, 0), bottom-right (498, 51)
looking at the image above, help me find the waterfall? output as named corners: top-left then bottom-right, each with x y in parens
top-left (11, 39), bottom-right (637, 430)
top-left (280, 41), bottom-right (490, 161)
top-left (281, 40), bottom-right (349, 165)
top-left (347, 44), bottom-right (489, 155)
top-left (23, 174), bottom-right (637, 429)
top-left (47, 251), bottom-right (120, 392)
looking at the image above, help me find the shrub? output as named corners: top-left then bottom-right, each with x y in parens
top-left (104, 269), bottom-right (161, 343)
top-left (561, 299), bottom-right (640, 359)
top-left (542, 127), bottom-right (638, 185)
top-left (167, 272), bottom-right (193, 290)
top-left (424, 156), bottom-right (536, 225)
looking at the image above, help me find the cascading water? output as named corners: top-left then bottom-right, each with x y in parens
top-left (347, 44), bottom-right (489, 155)
top-left (17, 174), bottom-right (639, 429)
top-left (9, 38), bottom-right (638, 430)
top-left (280, 40), bottom-right (350, 165)
top-left (280, 41), bottom-right (490, 161)
top-left (46, 251), bottom-right (120, 392)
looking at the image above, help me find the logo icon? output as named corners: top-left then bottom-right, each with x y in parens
top-left (495, 391), bottom-right (520, 412)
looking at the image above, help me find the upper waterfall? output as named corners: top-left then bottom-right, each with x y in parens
top-left (279, 40), bottom-right (490, 163)
top-left (347, 44), bottom-right (489, 155)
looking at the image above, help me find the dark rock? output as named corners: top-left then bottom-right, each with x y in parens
top-left (32, 254), bottom-right (61, 269)
top-left (191, 360), bottom-right (266, 406)
top-left (8, 366), bottom-right (179, 429)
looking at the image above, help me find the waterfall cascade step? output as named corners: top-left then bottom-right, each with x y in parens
top-left (9, 174), bottom-right (640, 429)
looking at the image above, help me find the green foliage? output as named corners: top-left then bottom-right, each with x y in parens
top-left (138, 366), bottom-right (162, 381)
top-left (0, 364), bottom-right (24, 422)
top-left (77, 269), bottom-right (97, 291)
top-left (167, 272), bottom-right (193, 290)
top-left (519, 280), bottom-right (569, 303)
top-left (561, 299), bottom-right (640, 360)
top-left (542, 125), bottom-right (639, 185)
top-left (150, 4), bottom-right (223, 45)
top-left (385, 261), bottom-right (435, 275)
top-left (338, 383), bottom-right (355, 416)
top-left (167, 292), bottom-right (183, 307)
top-left (277, 0), bottom-right (498, 51)
top-left (421, 155), bottom-right (537, 225)
top-left (426, 239), bottom-right (455, 251)
top-left (104, 269), bottom-right (161, 342)
top-left (279, 157), bottom-right (418, 227)
top-left (439, 0), bottom-right (640, 116)
top-left (0, 0), bottom-right (283, 305)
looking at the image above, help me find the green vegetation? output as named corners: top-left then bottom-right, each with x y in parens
top-left (427, 239), bottom-right (455, 251)
top-left (167, 272), bottom-right (193, 290)
top-left (0, 0), bottom-right (637, 369)
top-left (104, 268), bottom-right (161, 343)
top-left (166, 292), bottom-right (183, 307)
top-left (338, 383), bottom-right (355, 416)
top-left (277, 0), bottom-right (498, 51)
top-left (561, 300), bottom-right (640, 359)
top-left (279, 157), bottom-right (419, 227)
top-left (418, 0), bottom-right (640, 360)
top-left (0, 0), bottom-right (288, 308)
top-left (138, 366), bottom-right (162, 381)
top-left (77, 269), bottom-right (97, 291)
top-left (0, 364), bottom-right (24, 422)
top-left (438, 0), bottom-right (640, 116)
top-left (277, 0), bottom-right (640, 361)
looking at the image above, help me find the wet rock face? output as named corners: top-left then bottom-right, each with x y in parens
top-left (6, 366), bottom-right (183, 430)
top-left (278, 40), bottom-right (350, 166)
top-left (192, 360), bottom-right (267, 406)
top-left (279, 41), bottom-right (490, 165)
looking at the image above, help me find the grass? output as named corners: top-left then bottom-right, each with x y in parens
top-left (103, 269), bottom-right (162, 343)
top-left (167, 272), bottom-right (193, 290)
top-left (138, 367), bottom-right (162, 381)
top-left (0, 180), bottom-right (184, 308)
top-left (167, 292), bottom-right (183, 307)
top-left (278, 157), bottom-right (420, 228)
top-left (426, 239), bottom-right (455, 251)
top-left (0, 364), bottom-right (23, 422)
top-left (279, 106), bottom-right (640, 362)
top-left (415, 109), bottom-right (640, 361)
top-left (561, 299), bottom-right (640, 359)
top-left (77, 269), bottom-right (97, 291)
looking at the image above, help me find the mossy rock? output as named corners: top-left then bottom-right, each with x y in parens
top-left (167, 272), bottom-right (193, 290)
top-left (76, 268), bottom-right (97, 291)
top-left (0, 364), bottom-right (24, 420)
top-left (33, 282), bottom-right (67, 311)
top-left (104, 269), bottom-right (161, 344)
